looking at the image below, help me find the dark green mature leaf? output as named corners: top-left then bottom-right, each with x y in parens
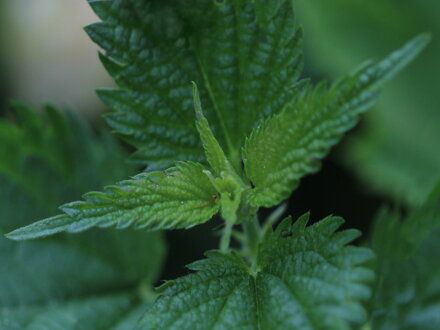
top-left (0, 293), bottom-right (134, 330)
top-left (243, 34), bottom-right (429, 207)
top-left (0, 233), bottom-right (163, 330)
top-left (0, 102), bottom-right (130, 217)
top-left (86, 0), bottom-right (303, 169)
top-left (7, 161), bottom-right (220, 240)
top-left (368, 182), bottom-right (440, 330)
top-left (140, 214), bottom-right (373, 329)
top-left (0, 105), bottom-right (166, 328)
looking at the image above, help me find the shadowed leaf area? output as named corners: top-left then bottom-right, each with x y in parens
top-left (0, 104), bottom-right (166, 329)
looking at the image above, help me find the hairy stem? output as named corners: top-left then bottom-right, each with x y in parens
top-left (242, 214), bottom-right (261, 273)
top-left (220, 221), bottom-right (233, 252)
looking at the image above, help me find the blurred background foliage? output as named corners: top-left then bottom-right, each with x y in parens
top-left (297, 0), bottom-right (440, 206)
top-left (0, 0), bottom-right (438, 279)
top-left (0, 104), bottom-right (165, 328)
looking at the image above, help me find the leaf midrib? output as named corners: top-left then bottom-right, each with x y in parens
top-left (191, 38), bottom-right (237, 166)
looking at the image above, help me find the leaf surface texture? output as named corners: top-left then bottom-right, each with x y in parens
top-left (86, 0), bottom-right (303, 168)
top-left (243, 35), bottom-right (430, 207)
top-left (7, 162), bottom-right (220, 240)
top-left (141, 215), bottom-right (373, 329)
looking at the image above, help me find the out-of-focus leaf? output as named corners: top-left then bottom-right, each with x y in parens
top-left (296, 0), bottom-right (440, 205)
top-left (0, 104), bottom-right (166, 328)
top-left (368, 182), bottom-right (440, 329)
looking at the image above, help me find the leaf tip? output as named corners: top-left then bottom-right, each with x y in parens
top-left (6, 214), bottom-right (76, 241)
top-left (191, 81), bottom-right (204, 120)
top-left (414, 32), bottom-right (432, 46)
top-left (5, 226), bottom-right (41, 241)
top-left (404, 32), bottom-right (431, 60)
top-left (4, 230), bottom-right (22, 241)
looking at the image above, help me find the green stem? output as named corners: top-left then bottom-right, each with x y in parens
top-left (261, 203), bottom-right (287, 236)
top-left (242, 214), bottom-right (261, 273)
top-left (220, 221), bottom-right (233, 252)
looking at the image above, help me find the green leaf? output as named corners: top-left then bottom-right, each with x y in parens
top-left (0, 120), bottom-right (23, 184)
top-left (7, 161), bottom-right (220, 240)
top-left (0, 232), bottom-right (164, 329)
top-left (0, 105), bottom-right (166, 328)
top-left (1, 220), bottom-right (164, 329)
top-left (243, 34), bottom-right (430, 207)
top-left (368, 182), bottom-right (440, 330)
top-left (0, 220), bottom-right (164, 329)
top-left (192, 82), bottom-right (234, 177)
top-left (1, 293), bottom-right (134, 330)
top-left (297, 0), bottom-right (440, 205)
top-left (192, 82), bottom-right (245, 223)
top-left (140, 214), bottom-right (373, 329)
top-left (86, 0), bottom-right (302, 169)
top-left (0, 102), bottom-right (132, 217)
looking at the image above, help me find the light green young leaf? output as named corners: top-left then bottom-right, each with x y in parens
top-left (243, 34), bottom-right (430, 207)
top-left (7, 162), bottom-right (220, 240)
top-left (192, 82), bottom-right (234, 177)
top-left (140, 214), bottom-right (373, 329)
top-left (86, 0), bottom-right (302, 169)
top-left (192, 82), bottom-right (245, 223)
top-left (368, 182), bottom-right (440, 330)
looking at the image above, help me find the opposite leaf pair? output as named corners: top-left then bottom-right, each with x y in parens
top-left (6, 33), bottom-right (430, 242)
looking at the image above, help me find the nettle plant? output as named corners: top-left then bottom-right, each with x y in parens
top-left (5, 0), bottom-right (434, 329)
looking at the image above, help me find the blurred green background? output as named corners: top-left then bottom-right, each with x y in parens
top-left (296, 0), bottom-right (440, 206)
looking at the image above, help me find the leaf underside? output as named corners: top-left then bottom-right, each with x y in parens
top-left (140, 215), bottom-right (373, 330)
